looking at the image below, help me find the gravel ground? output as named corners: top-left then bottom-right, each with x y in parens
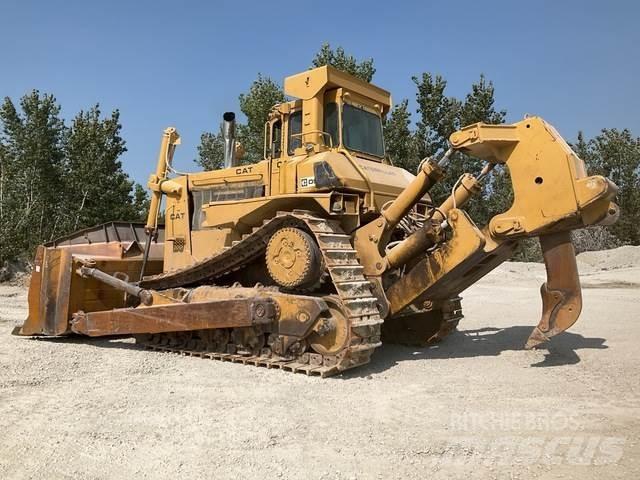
top-left (0, 255), bottom-right (639, 479)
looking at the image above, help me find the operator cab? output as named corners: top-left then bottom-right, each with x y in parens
top-left (265, 65), bottom-right (389, 163)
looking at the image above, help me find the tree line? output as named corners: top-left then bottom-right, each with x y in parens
top-left (0, 93), bottom-right (148, 264)
top-left (1, 43), bottom-right (637, 266)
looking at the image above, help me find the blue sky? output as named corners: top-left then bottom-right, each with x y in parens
top-left (2, 0), bottom-right (638, 185)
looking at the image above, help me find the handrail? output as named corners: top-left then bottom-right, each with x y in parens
top-left (338, 147), bottom-right (375, 210)
top-left (290, 130), bottom-right (334, 149)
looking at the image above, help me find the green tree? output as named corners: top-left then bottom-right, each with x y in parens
top-left (579, 129), bottom-right (640, 244)
top-left (0, 91), bottom-right (66, 263)
top-left (459, 74), bottom-right (506, 126)
top-left (457, 75), bottom-right (508, 224)
top-left (62, 106), bottom-right (139, 230)
top-left (130, 183), bottom-right (151, 222)
top-left (197, 128), bottom-right (225, 170)
top-left (238, 74), bottom-right (286, 163)
top-left (411, 73), bottom-right (506, 226)
top-left (412, 73), bottom-right (461, 159)
top-left (383, 99), bottom-right (418, 171)
top-left (1, 93), bottom-right (149, 264)
top-left (311, 43), bottom-right (376, 82)
top-left (195, 75), bottom-right (286, 169)
top-left (572, 131), bottom-right (592, 162)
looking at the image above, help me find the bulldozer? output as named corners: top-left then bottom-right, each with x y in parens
top-left (14, 65), bottom-right (619, 376)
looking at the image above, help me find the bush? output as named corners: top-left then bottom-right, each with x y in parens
top-left (509, 226), bottom-right (620, 263)
top-left (571, 226), bottom-right (621, 254)
top-left (511, 238), bottom-right (543, 263)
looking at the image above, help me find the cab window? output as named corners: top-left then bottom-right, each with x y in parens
top-left (288, 111), bottom-right (302, 154)
top-left (342, 103), bottom-right (385, 157)
top-left (271, 120), bottom-right (282, 158)
top-left (324, 102), bottom-right (338, 147)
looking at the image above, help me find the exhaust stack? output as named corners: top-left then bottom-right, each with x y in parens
top-left (223, 112), bottom-right (237, 168)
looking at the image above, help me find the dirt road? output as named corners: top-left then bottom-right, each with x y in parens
top-left (1, 257), bottom-right (638, 479)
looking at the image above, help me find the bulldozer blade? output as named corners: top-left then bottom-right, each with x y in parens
top-left (525, 231), bottom-right (582, 349)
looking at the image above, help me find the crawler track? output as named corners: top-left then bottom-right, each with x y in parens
top-left (137, 211), bottom-right (383, 377)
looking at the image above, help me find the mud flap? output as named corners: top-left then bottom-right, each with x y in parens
top-left (525, 231), bottom-right (582, 349)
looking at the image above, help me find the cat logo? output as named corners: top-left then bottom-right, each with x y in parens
top-left (169, 212), bottom-right (185, 220)
top-left (300, 176), bottom-right (315, 188)
top-left (235, 166), bottom-right (253, 174)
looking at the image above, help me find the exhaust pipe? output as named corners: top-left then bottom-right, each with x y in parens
top-left (223, 111), bottom-right (237, 168)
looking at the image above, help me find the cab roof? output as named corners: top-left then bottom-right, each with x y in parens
top-left (284, 65), bottom-right (391, 114)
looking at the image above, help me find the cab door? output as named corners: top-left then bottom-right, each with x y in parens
top-left (266, 117), bottom-right (283, 195)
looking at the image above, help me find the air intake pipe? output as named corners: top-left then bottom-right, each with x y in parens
top-left (223, 111), bottom-right (237, 168)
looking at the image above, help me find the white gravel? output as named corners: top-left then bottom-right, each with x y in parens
top-left (1, 249), bottom-right (639, 479)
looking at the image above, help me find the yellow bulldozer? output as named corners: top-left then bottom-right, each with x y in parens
top-left (14, 66), bottom-right (619, 376)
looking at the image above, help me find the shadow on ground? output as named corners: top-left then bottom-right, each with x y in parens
top-left (22, 334), bottom-right (141, 351)
top-left (18, 325), bottom-right (607, 379)
top-left (343, 326), bottom-right (608, 378)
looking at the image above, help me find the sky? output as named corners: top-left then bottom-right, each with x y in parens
top-left (1, 0), bottom-right (638, 185)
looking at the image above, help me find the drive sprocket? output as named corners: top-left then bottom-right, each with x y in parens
top-left (266, 227), bottom-right (322, 288)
